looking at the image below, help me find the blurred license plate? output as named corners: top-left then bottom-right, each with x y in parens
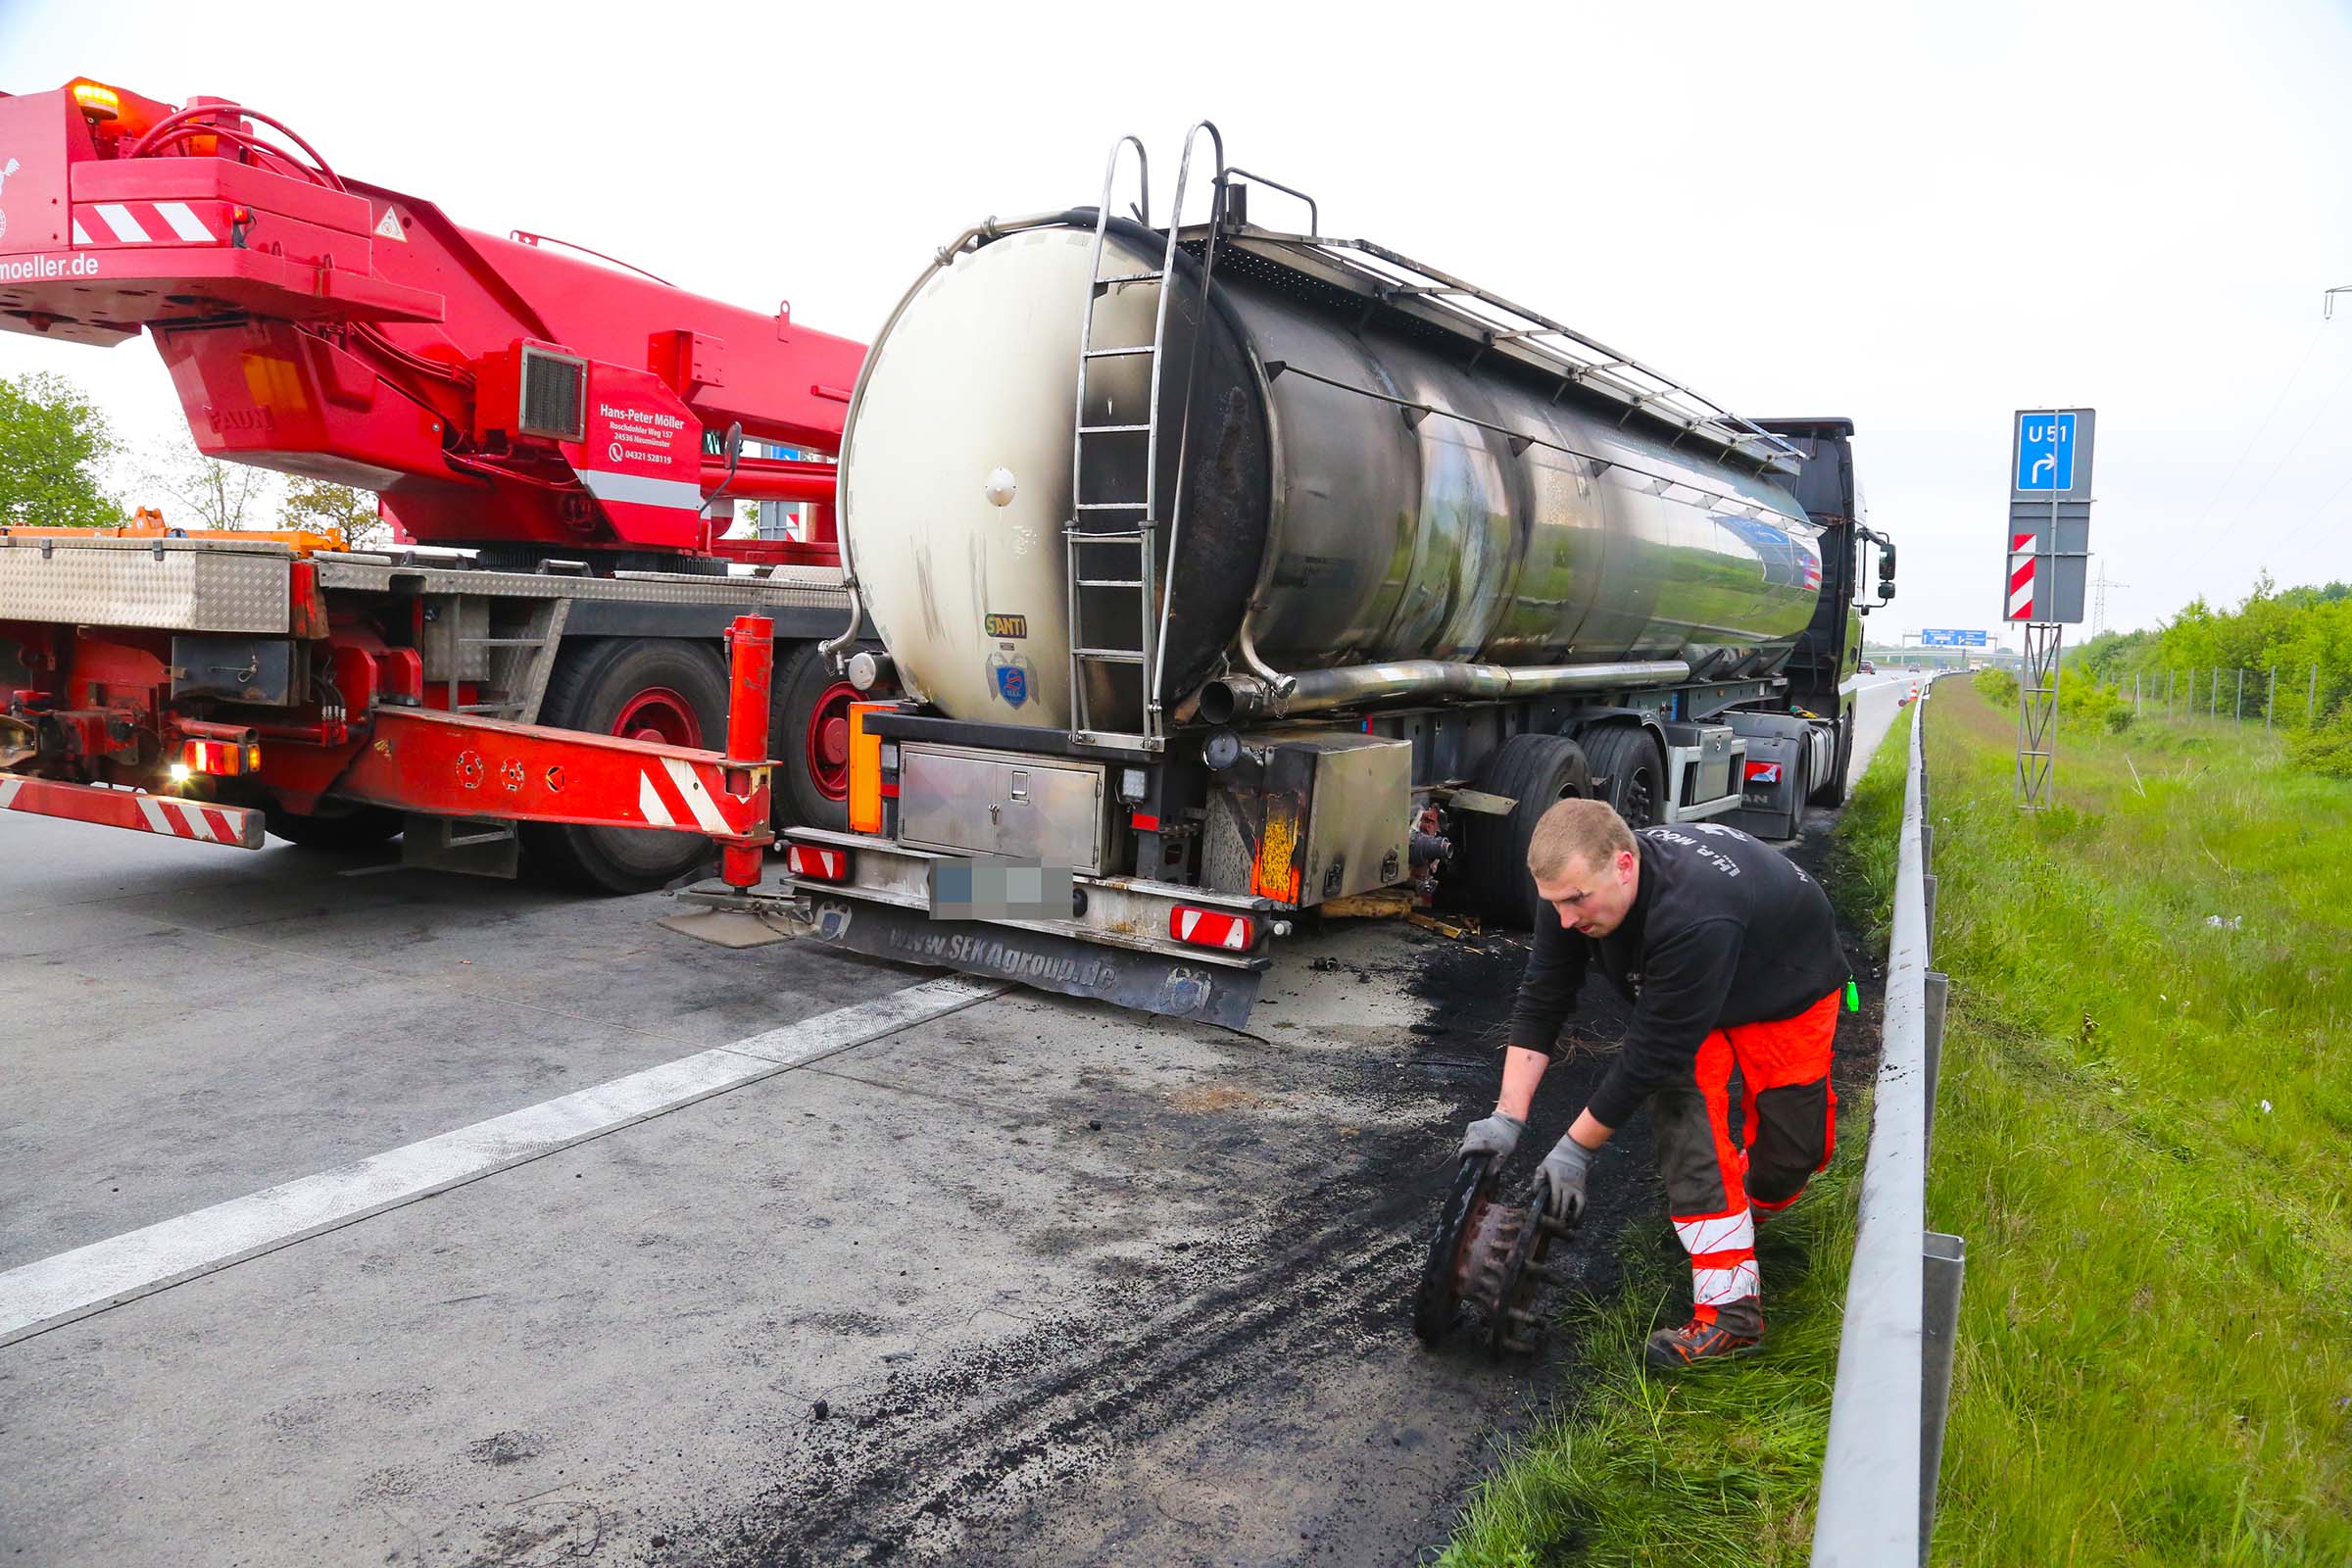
top-left (928, 858), bottom-right (1072, 920)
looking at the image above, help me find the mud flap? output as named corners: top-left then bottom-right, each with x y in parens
top-left (801, 895), bottom-right (1262, 1030)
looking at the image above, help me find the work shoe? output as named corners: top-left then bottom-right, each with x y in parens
top-left (1643, 1308), bottom-right (1762, 1371)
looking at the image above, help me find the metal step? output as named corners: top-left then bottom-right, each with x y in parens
top-left (1078, 423), bottom-right (1152, 434)
top-left (1073, 647), bottom-right (1147, 662)
top-left (1083, 346), bottom-right (1155, 359)
top-left (1076, 578), bottom-right (1145, 588)
top-left (1064, 527), bottom-right (1149, 543)
top-left (1095, 270), bottom-right (1164, 286)
top-left (1074, 501), bottom-right (1150, 511)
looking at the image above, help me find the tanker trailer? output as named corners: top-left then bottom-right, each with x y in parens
top-left (712, 131), bottom-right (1894, 1027)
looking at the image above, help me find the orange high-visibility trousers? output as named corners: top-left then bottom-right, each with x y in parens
top-left (1644, 989), bottom-right (1840, 1324)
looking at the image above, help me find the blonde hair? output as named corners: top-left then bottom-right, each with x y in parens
top-left (1526, 797), bottom-right (1636, 881)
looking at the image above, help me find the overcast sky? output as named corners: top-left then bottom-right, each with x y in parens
top-left (5, 0), bottom-right (2349, 646)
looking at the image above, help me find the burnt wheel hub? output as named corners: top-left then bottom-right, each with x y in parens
top-left (1412, 1152), bottom-right (1577, 1355)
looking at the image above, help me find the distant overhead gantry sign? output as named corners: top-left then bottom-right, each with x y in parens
top-left (1920, 628), bottom-right (1989, 647)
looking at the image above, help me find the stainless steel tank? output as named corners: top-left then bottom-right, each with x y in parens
top-left (840, 216), bottom-right (1823, 732)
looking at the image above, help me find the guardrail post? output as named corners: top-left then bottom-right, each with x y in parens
top-left (1921, 1231), bottom-right (1968, 1557)
top-left (1923, 971), bottom-right (1949, 1144)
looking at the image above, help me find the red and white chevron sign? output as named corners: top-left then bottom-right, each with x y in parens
top-left (0, 774), bottom-right (264, 849)
top-left (631, 755), bottom-right (758, 834)
top-left (71, 199), bottom-right (223, 247)
top-left (2006, 531), bottom-right (2036, 621)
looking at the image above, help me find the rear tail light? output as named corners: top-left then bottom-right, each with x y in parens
top-left (1170, 906), bottom-right (1254, 952)
top-left (179, 737), bottom-right (261, 777)
top-left (786, 844), bottom-right (849, 882)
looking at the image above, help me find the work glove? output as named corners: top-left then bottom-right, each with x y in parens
top-left (1531, 1134), bottom-right (1595, 1225)
top-left (1457, 1112), bottom-right (1525, 1165)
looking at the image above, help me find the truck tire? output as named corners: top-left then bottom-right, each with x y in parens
top-left (1582, 723), bottom-right (1666, 829)
top-left (1464, 733), bottom-right (1592, 926)
top-left (1811, 710), bottom-right (1854, 808)
top-left (263, 803), bottom-right (404, 851)
top-left (772, 641), bottom-right (865, 833)
top-left (524, 638), bottom-right (730, 893)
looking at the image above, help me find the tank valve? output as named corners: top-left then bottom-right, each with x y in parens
top-left (847, 651), bottom-right (894, 692)
top-left (983, 466), bottom-right (1017, 507)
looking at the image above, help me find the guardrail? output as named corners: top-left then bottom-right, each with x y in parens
top-left (1811, 674), bottom-right (1965, 1567)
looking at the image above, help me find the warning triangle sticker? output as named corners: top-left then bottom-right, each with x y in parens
top-left (373, 207), bottom-right (406, 242)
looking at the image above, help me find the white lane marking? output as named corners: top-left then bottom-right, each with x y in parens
top-left (154, 201), bottom-right (212, 242)
top-left (92, 203), bottom-right (150, 243)
top-left (0, 974), bottom-right (1005, 1347)
top-left (662, 756), bottom-right (733, 835)
top-left (636, 768), bottom-right (676, 828)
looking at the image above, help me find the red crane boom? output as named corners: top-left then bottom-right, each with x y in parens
top-left (0, 76), bottom-right (863, 564)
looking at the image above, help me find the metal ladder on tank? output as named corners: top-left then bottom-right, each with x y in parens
top-left (1064, 122), bottom-right (1227, 751)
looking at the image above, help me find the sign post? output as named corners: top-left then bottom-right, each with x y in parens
top-left (2006, 409), bottom-right (2095, 809)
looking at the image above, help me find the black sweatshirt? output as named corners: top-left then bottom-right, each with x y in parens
top-left (1504, 823), bottom-right (1847, 1128)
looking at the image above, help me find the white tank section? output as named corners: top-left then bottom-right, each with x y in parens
top-left (841, 226), bottom-right (1152, 725)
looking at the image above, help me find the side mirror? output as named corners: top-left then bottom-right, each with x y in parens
top-left (1879, 580), bottom-right (1896, 602)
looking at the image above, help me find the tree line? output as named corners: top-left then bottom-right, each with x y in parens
top-left (0, 369), bottom-right (385, 545)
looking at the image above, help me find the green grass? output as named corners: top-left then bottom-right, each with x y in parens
top-left (1920, 677), bottom-right (2352, 1564)
top-left (1440, 681), bottom-right (2352, 1565)
top-left (1435, 713), bottom-right (1914, 1568)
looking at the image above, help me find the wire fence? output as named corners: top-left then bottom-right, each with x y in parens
top-left (2111, 664), bottom-right (2325, 733)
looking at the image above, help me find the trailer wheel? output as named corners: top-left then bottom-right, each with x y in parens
top-left (1464, 733), bottom-right (1592, 927)
top-left (1811, 711), bottom-right (1854, 808)
top-left (524, 638), bottom-right (730, 893)
top-left (263, 803), bottom-right (404, 851)
top-left (770, 642), bottom-right (895, 833)
top-left (1581, 724), bottom-right (1666, 830)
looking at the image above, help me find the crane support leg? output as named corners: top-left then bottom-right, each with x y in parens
top-left (331, 615), bottom-right (776, 867)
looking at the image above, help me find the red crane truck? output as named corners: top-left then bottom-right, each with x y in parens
top-left (0, 76), bottom-right (873, 889)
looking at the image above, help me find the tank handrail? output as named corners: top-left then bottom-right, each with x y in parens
top-left (1095, 135), bottom-right (1152, 230)
top-left (1223, 166), bottom-right (1319, 236)
top-left (1262, 359), bottom-right (1815, 534)
top-left (1149, 121), bottom-right (1229, 735)
top-left (1211, 229), bottom-right (1803, 475)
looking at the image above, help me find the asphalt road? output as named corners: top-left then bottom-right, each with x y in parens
top-left (0, 677), bottom-right (1906, 1567)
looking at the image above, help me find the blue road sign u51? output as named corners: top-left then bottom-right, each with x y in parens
top-left (2015, 412), bottom-right (2078, 491)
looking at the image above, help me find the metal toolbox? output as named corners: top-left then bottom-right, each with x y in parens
top-left (896, 743), bottom-right (1108, 874)
top-left (0, 537), bottom-right (295, 633)
top-left (1663, 721), bottom-right (1739, 805)
top-left (1202, 730), bottom-right (1411, 906)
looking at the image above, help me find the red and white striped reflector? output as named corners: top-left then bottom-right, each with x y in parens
top-left (786, 844), bottom-right (849, 881)
top-left (631, 755), bottom-right (756, 836)
top-left (72, 199), bottom-right (224, 247)
top-left (1743, 760), bottom-right (1784, 785)
top-left (1170, 906), bottom-right (1254, 952)
top-left (2006, 531), bottom-right (2036, 621)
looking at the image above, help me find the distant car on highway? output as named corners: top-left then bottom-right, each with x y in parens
top-left (1905, 662), bottom-right (1922, 672)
